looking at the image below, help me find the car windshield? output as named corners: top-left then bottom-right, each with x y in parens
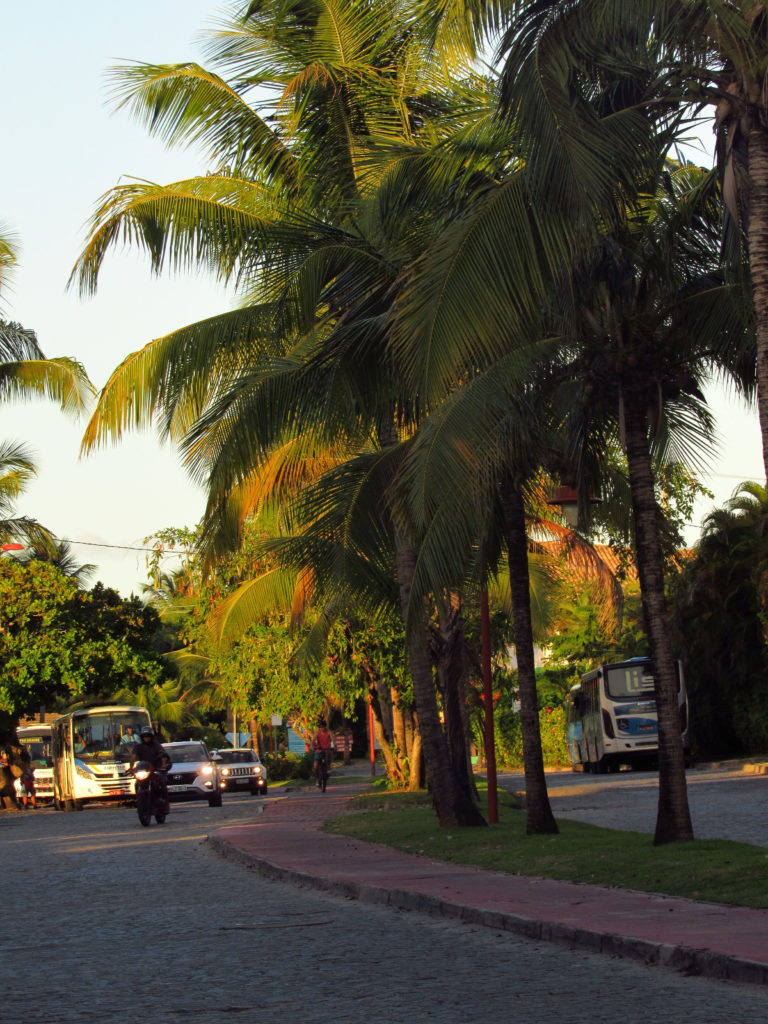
top-left (605, 664), bottom-right (655, 700)
top-left (167, 744), bottom-right (208, 763)
top-left (215, 750), bottom-right (257, 764)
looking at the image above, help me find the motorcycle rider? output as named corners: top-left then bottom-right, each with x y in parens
top-left (130, 727), bottom-right (172, 810)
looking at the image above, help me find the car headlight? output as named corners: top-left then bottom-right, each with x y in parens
top-left (254, 766), bottom-right (264, 776)
top-left (201, 764), bottom-right (214, 776)
top-left (220, 767), bottom-right (230, 776)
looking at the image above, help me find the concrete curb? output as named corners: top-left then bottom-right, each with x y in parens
top-left (207, 834), bottom-right (768, 988)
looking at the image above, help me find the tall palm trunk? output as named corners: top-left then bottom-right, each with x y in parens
top-left (377, 411), bottom-right (484, 823)
top-left (501, 474), bottom-right (558, 834)
top-left (622, 389), bottom-right (693, 845)
top-left (437, 597), bottom-right (478, 800)
top-left (394, 528), bottom-right (487, 826)
top-left (747, 127), bottom-right (768, 484)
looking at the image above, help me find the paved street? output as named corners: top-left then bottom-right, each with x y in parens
top-left (500, 765), bottom-right (768, 845)
top-left (2, 794), bottom-right (768, 1024)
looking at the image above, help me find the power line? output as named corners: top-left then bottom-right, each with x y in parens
top-left (54, 538), bottom-right (193, 555)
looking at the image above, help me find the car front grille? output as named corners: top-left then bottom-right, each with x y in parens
top-left (168, 771), bottom-right (199, 786)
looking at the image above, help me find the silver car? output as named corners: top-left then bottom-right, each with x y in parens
top-left (211, 748), bottom-right (268, 796)
top-left (162, 741), bottom-right (224, 807)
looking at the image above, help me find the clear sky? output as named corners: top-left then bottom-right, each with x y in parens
top-left (0, 1), bottom-right (233, 594)
top-left (0, 3), bottom-right (764, 596)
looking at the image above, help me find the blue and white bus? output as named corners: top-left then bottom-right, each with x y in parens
top-left (51, 704), bottom-right (153, 810)
top-left (565, 657), bottom-right (689, 772)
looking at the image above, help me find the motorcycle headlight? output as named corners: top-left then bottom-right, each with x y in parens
top-left (134, 769), bottom-right (150, 781)
top-left (201, 764), bottom-right (214, 776)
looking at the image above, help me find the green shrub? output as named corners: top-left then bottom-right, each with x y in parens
top-left (494, 705), bottom-right (569, 770)
top-left (263, 751), bottom-right (314, 781)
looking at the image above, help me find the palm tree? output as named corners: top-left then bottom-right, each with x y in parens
top-left (490, 1), bottom-right (768, 472)
top-left (0, 319), bottom-right (93, 415)
top-left (398, 121), bottom-right (751, 842)
top-left (0, 440), bottom-right (57, 552)
top-left (110, 679), bottom-right (204, 739)
top-left (0, 220), bottom-right (93, 420)
top-left (552, 163), bottom-right (753, 843)
top-left (0, 224), bottom-right (18, 302)
top-left (17, 538), bottom-right (96, 587)
top-left (72, 0), bottom-right (495, 827)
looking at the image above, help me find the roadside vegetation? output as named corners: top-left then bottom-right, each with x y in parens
top-left (324, 788), bottom-right (768, 910)
top-left (5, 1), bottom-right (768, 852)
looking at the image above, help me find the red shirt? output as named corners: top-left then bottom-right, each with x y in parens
top-left (315, 729), bottom-right (332, 750)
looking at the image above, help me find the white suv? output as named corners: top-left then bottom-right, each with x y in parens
top-left (162, 741), bottom-right (224, 807)
top-left (211, 748), bottom-right (268, 796)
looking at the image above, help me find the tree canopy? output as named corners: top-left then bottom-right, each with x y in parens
top-left (0, 560), bottom-right (172, 729)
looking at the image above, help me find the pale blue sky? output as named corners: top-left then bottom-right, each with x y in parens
top-left (0, 1), bottom-right (233, 593)
top-left (0, 3), bottom-right (763, 595)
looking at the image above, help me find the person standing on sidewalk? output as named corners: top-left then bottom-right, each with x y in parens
top-left (18, 763), bottom-right (36, 808)
top-left (0, 731), bottom-right (29, 810)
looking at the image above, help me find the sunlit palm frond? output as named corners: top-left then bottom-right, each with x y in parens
top-left (71, 174), bottom-right (303, 295)
top-left (108, 61), bottom-right (298, 183)
top-left (0, 357), bottom-right (93, 416)
top-left (210, 566), bottom-right (307, 642)
top-left (80, 303), bottom-right (286, 452)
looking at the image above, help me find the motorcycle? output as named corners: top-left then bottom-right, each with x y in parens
top-left (133, 760), bottom-right (169, 826)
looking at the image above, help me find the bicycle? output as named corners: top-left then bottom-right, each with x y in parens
top-left (315, 752), bottom-right (328, 792)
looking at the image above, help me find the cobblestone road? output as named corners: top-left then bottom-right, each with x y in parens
top-left (2, 796), bottom-right (768, 1024)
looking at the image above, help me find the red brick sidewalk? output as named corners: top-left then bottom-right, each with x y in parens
top-left (209, 783), bottom-right (768, 987)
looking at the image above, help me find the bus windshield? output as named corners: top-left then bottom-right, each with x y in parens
top-left (18, 732), bottom-right (52, 767)
top-left (605, 663), bottom-right (655, 700)
top-left (73, 710), bottom-right (151, 763)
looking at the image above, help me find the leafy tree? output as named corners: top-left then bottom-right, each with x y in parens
top-left (0, 560), bottom-right (172, 730)
top-left (545, 575), bottom-right (646, 670)
top-left (670, 481), bottom-right (768, 757)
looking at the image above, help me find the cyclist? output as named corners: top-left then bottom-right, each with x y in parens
top-left (312, 721), bottom-right (333, 788)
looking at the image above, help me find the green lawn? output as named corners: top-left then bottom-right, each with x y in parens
top-left (322, 789), bottom-right (768, 909)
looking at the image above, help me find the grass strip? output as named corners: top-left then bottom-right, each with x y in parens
top-left (323, 789), bottom-right (768, 909)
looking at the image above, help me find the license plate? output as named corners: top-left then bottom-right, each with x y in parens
top-left (168, 785), bottom-right (190, 792)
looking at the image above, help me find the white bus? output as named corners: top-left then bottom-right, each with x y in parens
top-left (51, 705), bottom-right (153, 810)
top-left (565, 657), bottom-right (689, 773)
top-left (16, 723), bottom-right (54, 801)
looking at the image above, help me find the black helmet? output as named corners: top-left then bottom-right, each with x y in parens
top-left (139, 726), bottom-right (154, 739)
